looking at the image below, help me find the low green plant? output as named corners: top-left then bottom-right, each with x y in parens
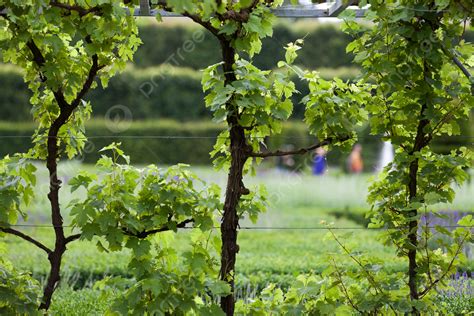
top-left (0, 244), bottom-right (41, 315)
top-left (49, 286), bottom-right (114, 316)
top-left (68, 143), bottom-right (229, 314)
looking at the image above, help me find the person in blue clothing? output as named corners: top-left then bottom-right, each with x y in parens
top-left (312, 147), bottom-right (327, 175)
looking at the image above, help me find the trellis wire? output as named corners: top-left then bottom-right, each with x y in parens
top-left (4, 224), bottom-right (474, 230)
top-left (134, 4), bottom-right (454, 18)
top-left (0, 135), bottom-right (473, 140)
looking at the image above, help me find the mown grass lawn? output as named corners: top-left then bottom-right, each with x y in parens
top-left (3, 162), bottom-right (473, 313)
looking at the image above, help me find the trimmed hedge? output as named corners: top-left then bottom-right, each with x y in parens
top-left (134, 21), bottom-right (355, 70)
top-left (0, 120), bottom-right (220, 165)
top-left (0, 119), bottom-right (357, 167)
top-left (0, 119), bottom-right (470, 170)
top-left (1, 20), bottom-right (471, 121)
top-left (0, 64), bottom-right (360, 121)
top-left (0, 65), bottom-right (32, 121)
top-left (134, 20), bottom-right (474, 71)
top-left (88, 65), bottom-right (207, 121)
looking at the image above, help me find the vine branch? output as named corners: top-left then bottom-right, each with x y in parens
top-left (249, 137), bottom-right (348, 158)
top-left (451, 54), bottom-right (472, 81)
top-left (328, 228), bottom-right (383, 295)
top-left (418, 231), bottom-right (470, 298)
top-left (155, 1), bottom-right (224, 40)
top-left (64, 233), bottom-right (81, 244)
top-left (331, 258), bottom-right (362, 313)
top-left (49, 1), bottom-right (102, 17)
top-left (123, 219), bottom-right (194, 239)
top-left (26, 40), bottom-right (69, 109)
top-left (0, 227), bottom-right (52, 254)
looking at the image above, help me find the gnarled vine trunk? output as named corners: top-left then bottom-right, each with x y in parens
top-left (406, 102), bottom-right (430, 315)
top-left (218, 38), bottom-right (250, 316)
top-left (37, 51), bottom-right (102, 311)
top-left (39, 118), bottom-right (68, 310)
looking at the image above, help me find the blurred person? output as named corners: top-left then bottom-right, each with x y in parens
top-left (312, 147), bottom-right (327, 175)
top-left (348, 144), bottom-right (363, 174)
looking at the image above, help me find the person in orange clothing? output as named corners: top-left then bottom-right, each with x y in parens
top-left (348, 144), bottom-right (363, 174)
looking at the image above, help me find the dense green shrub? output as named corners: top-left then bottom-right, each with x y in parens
top-left (2, 21), bottom-right (471, 122)
top-left (0, 120), bottom-right (360, 167)
top-left (0, 120), bottom-right (219, 164)
top-left (134, 21), bottom-right (473, 70)
top-left (1, 63), bottom-right (469, 127)
top-left (134, 21), bottom-right (355, 70)
top-left (0, 22), bottom-right (472, 122)
top-left (49, 287), bottom-right (114, 316)
top-left (2, 20), bottom-right (472, 71)
top-left (0, 65), bottom-right (32, 121)
top-left (0, 250), bottom-right (41, 315)
top-left (88, 65), bottom-right (207, 120)
top-left (0, 65), bottom-right (359, 121)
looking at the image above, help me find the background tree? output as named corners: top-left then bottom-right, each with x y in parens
top-left (0, 2), bottom-right (229, 313)
top-left (237, 0), bottom-right (473, 314)
top-left (349, 0), bottom-right (473, 313)
top-left (153, 1), bottom-right (368, 314)
top-left (0, 0), bottom-right (140, 309)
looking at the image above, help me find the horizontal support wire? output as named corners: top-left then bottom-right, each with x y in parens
top-left (4, 224), bottom-right (474, 230)
top-left (0, 4), bottom-right (453, 19)
top-left (130, 3), bottom-right (454, 18)
top-left (131, 4), bottom-right (367, 18)
top-left (0, 135), bottom-right (473, 140)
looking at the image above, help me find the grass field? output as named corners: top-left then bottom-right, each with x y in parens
top-left (3, 162), bottom-right (474, 313)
